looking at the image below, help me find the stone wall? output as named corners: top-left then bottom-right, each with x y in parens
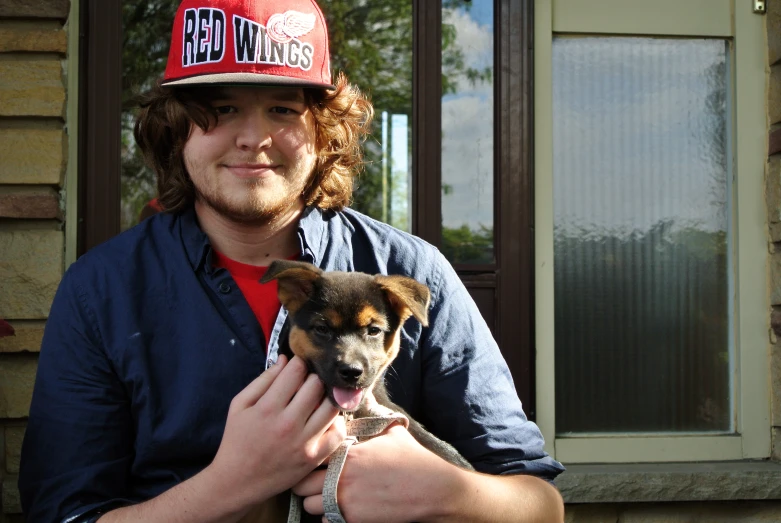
top-left (0, 0), bottom-right (70, 521)
top-left (566, 501), bottom-right (781, 522)
top-left (768, 0), bottom-right (781, 463)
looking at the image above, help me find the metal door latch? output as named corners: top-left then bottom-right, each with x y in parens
top-left (754, 0), bottom-right (767, 14)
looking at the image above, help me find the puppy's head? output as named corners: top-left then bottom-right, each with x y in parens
top-left (260, 260), bottom-right (430, 412)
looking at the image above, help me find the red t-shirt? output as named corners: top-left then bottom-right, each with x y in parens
top-left (212, 251), bottom-right (283, 353)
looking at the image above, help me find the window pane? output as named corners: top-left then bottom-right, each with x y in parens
top-left (329, 1), bottom-right (413, 231)
top-left (553, 37), bottom-right (732, 434)
top-left (120, 1), bottom-right (179, 231)
top-left (441, 0), bottom-right (494, 264)
top-left (120, 0), bottom-right (413, 231)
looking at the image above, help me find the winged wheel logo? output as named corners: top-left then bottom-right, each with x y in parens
top-left (267, 11), bottom-right (316, 43)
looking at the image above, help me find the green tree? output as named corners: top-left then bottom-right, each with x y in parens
top-left (441, 224), bottom-right (493, 264)
top-left (120, 0), bottom-right (180, 229)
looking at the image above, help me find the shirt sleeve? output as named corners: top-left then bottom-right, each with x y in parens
top-left (19, 265), bottom-right (137, 522)
top-left (419, 252), bottom-right (565, 480)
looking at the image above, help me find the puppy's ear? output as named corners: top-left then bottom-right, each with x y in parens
top-left (260, 260), bottom-right (323, 313)
top-left (375, 275), bottom-right (431, 327)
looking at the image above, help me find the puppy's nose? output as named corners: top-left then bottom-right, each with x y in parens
top-left (338, 363), bottom-right (364, 384)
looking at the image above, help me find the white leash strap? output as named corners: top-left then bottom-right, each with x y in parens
top-left (287, 412), bottom-right (409, 523)
top-left (322, 436), bottom-right (358, 523)
top-left (287, 489), bottom-right (304, 522)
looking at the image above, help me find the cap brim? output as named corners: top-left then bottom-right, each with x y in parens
top-left (161, 72), bottom-right (335, 89)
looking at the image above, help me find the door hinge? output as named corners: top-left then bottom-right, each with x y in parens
top-left (754, 0), bottom-right (767, 14)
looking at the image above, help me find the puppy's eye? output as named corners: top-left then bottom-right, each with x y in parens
top-left (367, 326), bottom-right (382, 337)
top-left (313, 325), bottom-right (330, 336)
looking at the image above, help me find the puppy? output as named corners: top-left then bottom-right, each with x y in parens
top-left (260, 260), bottom-right (473, 470)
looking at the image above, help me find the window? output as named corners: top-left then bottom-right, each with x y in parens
top-left (553, 37), bottom-right (732, 435)
top-left (535, 0), bottom-right (769, 462)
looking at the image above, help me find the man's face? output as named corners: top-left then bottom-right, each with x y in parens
top-left (183, 86), bottom-right (317, 224)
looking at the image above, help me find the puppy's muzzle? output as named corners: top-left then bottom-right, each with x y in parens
top-left (337, 362), bottom-right (364, 385)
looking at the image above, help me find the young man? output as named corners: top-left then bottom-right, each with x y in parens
top-left (19, 0), bottom-right (565, 521)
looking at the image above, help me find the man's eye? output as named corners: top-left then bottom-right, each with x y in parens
top-left (367, 326), bottom-right (382, 337)
top-left (213, 105), bottom-right (236, 115)
top-left (271, 106), bottom-right (297, 115)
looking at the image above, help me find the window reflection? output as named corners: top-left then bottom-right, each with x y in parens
top-left (120, 1), bottom-right (179, 231)
top-left (381, 111), bottom-right (411, 231)
top-left (441, 0), bottom-right (494, 265)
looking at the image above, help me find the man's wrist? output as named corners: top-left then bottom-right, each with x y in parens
top-left (97, 465), bottom-right (251, 523)
top-left (195, 462), bottom-right (263, 520)
top-left (416, 459), bottom-right (475, 522)
top-left (421, 467), bottom-right (566, 523)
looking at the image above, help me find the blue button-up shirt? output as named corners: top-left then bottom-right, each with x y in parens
top-left (20, 206), bottom-right (564, 522)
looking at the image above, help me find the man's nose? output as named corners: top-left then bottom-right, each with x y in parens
top-left (235, 114), bottom-right (272, 150)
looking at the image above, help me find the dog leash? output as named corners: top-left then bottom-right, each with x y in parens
top-left (287, 408), bottom-right (410, 523)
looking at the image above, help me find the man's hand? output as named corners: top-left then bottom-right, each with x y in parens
top-left (292, 390), bottom-right (453, 522)
top-left (207, 354), bottom-right (346, 508)
top-left (292, 390), bottom-right (564, 523)
top-left (99, 355), bottom-right (346, 522)
top-left (294, 424), bottom-right (454, 522)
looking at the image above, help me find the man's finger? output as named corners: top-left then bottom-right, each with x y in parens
top-left (262, 355), bottom-right (310, 408)
top-left (292, 468), bottom-right (327, 497)
top-left (286, 373), bottom-right (328, 419)
top-left (229, 354), bottom-right (288, 412)
top-left (305, 408), bottom-right (346, 460)
top-left (301, 394), bottom-right (343, 441)
top-left (303, 494), bottom-right (325, 517)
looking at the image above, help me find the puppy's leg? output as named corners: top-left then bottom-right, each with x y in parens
top-left (366, 383), bottom-right (474, 471)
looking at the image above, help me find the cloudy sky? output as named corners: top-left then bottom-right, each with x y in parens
top-left (387, 7), bottom-right (730, 244)
top-left (440, 5), bottom-right (495, 231)
top-left (382, 3), bottom-right (495, 233)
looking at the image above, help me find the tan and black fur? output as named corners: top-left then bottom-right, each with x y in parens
top-left (260, 260), bottom-right (473, 471)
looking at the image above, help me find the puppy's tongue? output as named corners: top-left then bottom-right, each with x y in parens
top-left (333, 387), bottom-right (364, 411)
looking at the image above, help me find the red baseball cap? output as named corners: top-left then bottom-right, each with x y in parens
top-left (162, 0), bottom-right (333, 89)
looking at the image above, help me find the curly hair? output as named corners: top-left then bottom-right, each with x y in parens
top-left (133, 72), bottom-right (373, 213)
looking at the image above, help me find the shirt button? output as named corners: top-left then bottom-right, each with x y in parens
top-left (218, 282), bottom-right (231, 294)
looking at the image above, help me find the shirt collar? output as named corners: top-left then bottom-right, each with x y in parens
top-left (296, 206), bottom-right (331, 264)
top-left (179, 205), bottom-right (334, 271)
top-left (179, 206), bottom-right (213, 273)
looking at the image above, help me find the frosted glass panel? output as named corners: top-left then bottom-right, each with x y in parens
top-left (553, 37), bottom-right (732, 434)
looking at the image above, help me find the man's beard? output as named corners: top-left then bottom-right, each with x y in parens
top-left (195, 178), bottom-right (305, 227)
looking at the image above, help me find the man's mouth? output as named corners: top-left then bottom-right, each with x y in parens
top-left (331, 387), bottom-right (365, 411)
top-left (224, 163), bottom-right (279, 178)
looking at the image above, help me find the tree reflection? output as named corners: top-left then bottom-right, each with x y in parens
top-left (554, 221), bottom-right (730, 433)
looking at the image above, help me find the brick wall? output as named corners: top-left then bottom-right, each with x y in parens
top-left (0, 0), bottom-right (70, 521)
